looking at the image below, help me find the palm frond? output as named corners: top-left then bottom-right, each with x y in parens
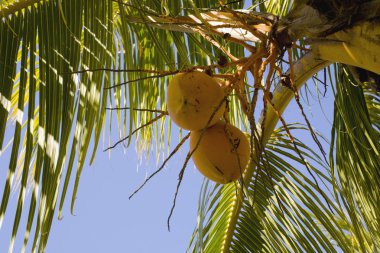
top-left (0, 1), bottom-right (115, 251)
top-left (1, 0), bottom-right (380, 252)
top-left (330, 65), bottom-right (380, 250)
top-left (188, 125), bottom-right (357, 252)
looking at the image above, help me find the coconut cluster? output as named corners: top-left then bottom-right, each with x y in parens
top-left (166, 71), bottom-right (250, 184)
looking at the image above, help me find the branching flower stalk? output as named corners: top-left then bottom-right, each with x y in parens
top-left (219, 52), bottom-right (330, 252)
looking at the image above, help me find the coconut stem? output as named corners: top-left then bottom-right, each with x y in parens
top-left (221, 51), bottom-right (330, 253)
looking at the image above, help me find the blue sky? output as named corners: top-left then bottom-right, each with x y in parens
top-left (0, 125), bottom-right (205, 252)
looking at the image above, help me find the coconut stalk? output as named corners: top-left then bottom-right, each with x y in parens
top-left (219, 51), bottom-right (330, 252)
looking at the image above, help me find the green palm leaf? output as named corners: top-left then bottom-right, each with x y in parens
top-left (330, 65), bottom-right (380, 250)
top-left (189, 124), bottom-right (361, 252)
top-left (1, 0), bottom-right (380, 252)
top-left (0, 1), bottom-right (116, 251)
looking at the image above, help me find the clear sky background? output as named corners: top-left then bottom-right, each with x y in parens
top-left (0, 72), bottom-right (334, 252)
top-left (0, 126), bottom-right (205, 252)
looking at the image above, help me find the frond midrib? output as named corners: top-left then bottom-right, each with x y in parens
top-left (0, 0), bottom-right (45, 17)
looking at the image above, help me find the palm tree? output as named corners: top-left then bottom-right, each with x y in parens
top-left (0, 0), bottom-right (379, 252)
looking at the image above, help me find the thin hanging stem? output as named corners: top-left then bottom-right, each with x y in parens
top-left (167, 96), bottom-right (227, 230)
top-left (287, 48), bottom-right (328, 164)
top-left (106, 107), bottom-right (167, 114)
top-left (104, 113), bottom-right (167, 151)
top-left (129, 133), bottom-right (190, 199)
top-left (167, 151), bottom-right (190, 232)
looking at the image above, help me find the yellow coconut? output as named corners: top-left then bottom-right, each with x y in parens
top-left (166, 71), bottom-right (226, 131)
top-left (190, 121), bottom-right (250, 184)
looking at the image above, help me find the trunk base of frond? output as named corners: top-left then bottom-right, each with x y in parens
top-left (312, 21), bottom-right (380, 74)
